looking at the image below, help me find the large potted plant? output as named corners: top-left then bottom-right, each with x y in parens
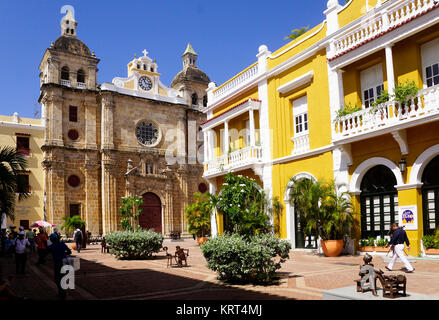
top-left (423, 228), bottom-right (439, 255)
top-left (185, 192), bottom-right (212, 245)
top-left (288, 178), bottom-right (356, 257)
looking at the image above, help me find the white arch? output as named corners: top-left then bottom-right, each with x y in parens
top-left (349, 157), bottom-right (404, 194)
top-left (409, 144), bottom-right (439, 185)
top-left (284, 172), bottom-right (317, 248)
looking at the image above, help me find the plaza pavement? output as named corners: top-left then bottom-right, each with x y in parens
top-left (2, 238), bottom-right (439, 300)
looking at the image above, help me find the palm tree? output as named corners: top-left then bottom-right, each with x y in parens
top-left (284, 26), bottom-right (310, 41)
top-left (288, 178), bottom-right (356, 241)
top-left (0, 146), bottom-right (29, 223)
top-left (60, 215), bottom-right (86, 235)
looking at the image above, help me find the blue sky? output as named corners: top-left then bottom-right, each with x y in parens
top-left (0, 1), bottom-right (329, 118)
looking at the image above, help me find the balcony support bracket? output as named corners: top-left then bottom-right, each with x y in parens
top-left (391, 130), bottom-right (409, 156)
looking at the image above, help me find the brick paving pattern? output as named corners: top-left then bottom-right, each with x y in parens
top-left (1, 239), bottom-right (439, 300)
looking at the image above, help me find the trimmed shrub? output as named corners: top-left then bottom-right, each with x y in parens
top-left (201, 233), bottom-right (291, 284)
top-left (105, 230), bottom-right (164, 260)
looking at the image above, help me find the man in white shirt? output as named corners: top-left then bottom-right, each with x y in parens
top-left (14, 231), bottom-right (30, 274)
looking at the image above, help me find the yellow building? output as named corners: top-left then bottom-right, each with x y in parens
top-left (0, 112), bottom-right (45, 230)
top-left (201, 0), bottom-right (439, 257)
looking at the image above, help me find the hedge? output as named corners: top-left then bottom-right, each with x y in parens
top-left (105, 230), bottom-right (164, 260)
top-left (200, 233), bottom-right (291, 284)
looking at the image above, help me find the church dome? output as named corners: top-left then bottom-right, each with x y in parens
top-left (171, 66), bottom-right (210, 88)
top-left (53, 36), bottom-right (91, 57)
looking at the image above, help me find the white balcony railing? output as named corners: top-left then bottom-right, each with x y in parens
top-left (333, 85), bottom-right (439, 140)
top-left (291, 134), bottom-right (310, 155)
top-left (331, 0), bottom-right (438, 59)
top-left (212, 64), bottom-right (259, 101)
top-left (60, 79), bottom-right (71, 87)
top-left (204, 146), bottom-right (263, 176)
top-left (77, 82), bottom-right (86, 89)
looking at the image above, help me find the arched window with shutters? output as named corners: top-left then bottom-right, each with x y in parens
top-left (203, 95), bottom-right (208, 107)
top-left (360, 165), bottom-right (398, 238)
top-left (422, 155), bottom-right (439, 235)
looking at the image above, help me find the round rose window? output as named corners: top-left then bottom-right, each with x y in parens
top-left (68, 129), bottom-right (79, 141)
top-left (136, 120), bottom-right (160, 146)
top-left (67, 175), bottom-right (81, 188)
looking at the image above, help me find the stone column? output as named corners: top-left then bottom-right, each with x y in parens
top-left (46, 93), bottom-right (64, 147)
top-left (101, 157), bottom-right (117, 234)
top-left (164, 183), bottom-right (173, 235)
top-left (101, 94), bottom-right (115, 150)
top-left (84, 98), bottom-right (97, 150)
top-left (84, 160), bottom-right (100, 235)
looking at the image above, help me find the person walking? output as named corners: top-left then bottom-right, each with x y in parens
top-left (73, 228), bottom-right (83, 253)
top-left (47, 234), bottom-right (72, 300)
top-left (25, 228), bottom-right (36, 255)
top-left (386, 223), bottom-right (415, 273)
top-left (35, 228), bottom-right (48, 266)
top-left (14, 231), bottom-right (30, 274)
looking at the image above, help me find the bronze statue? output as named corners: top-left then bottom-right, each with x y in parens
top-left (356, 254), bottom-right (378, 296)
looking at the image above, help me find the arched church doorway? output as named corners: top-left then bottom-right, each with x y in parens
top-left (139, 192), bottom-right (162, 233)
top-left (422, 155), bottom-right (439, 235)
top-left (360, 165), bottom-right (398, 238)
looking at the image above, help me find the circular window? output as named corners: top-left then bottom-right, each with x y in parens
top-left (67, 175), bottom-right (81, 188)
top-left (198, 183), bottom-right (208, 194)
top-left (68, 129), bottom-right (79, 141)
top-left (136, 120), bottom-right (160, 146)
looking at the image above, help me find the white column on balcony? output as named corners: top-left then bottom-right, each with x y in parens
top-left (249, 108), bottom-right (256, 147)
top-left (385, 44), bottom-right (396, 95)
top-left (223, 121), bottom-right (229, 155)
top-left (208, 129), bottom-right (215, 161)
top-left (203, 131), bottom-right (208, 164)
top-left (328, 67), bottom-right (345, 129)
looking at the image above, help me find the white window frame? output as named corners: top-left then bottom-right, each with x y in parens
top-left (421, 37), bottom-right (439, 89)
top-left (360, 63), bottom-right (384, 108)
top-left (292, 96), bottom-right (309, 137)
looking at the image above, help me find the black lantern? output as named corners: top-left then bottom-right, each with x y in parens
top-left (399, 158), bottom-right (407, 173)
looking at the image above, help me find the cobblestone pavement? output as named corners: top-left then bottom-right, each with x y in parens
top-left (1, 239), bottom-right (439, 300)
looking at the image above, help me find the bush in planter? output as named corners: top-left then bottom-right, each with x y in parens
top-left (105, 230), bottom-right (164, 260)
top-left (201, 233), bottom-right (291, 284)
top-left (375, 237), bottom-right (389, 247)
top-left (422, 235), bottom-right (439, 249)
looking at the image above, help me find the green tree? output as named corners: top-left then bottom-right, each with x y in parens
top-left (284, 26), bottom-right (310, 40)
top-left (119, 195), bottom-right (144, 231)
top-left (185, 192), bottom-right (212, 237)
top-left (0, 146), bottom-right (29, 223)
top-left (61, 215), bottom-right (86, 234)
top-left (213, 173), bottom-right (271, 237)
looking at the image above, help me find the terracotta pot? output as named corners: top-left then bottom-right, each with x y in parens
top-left (425, 248), bottom-right (439, 255)
top-left (197, 237), bottom-right (208, 245)
top-left (71, 243), bottom-right (76, 250)
top-left (374, 247), bottom-right (389, 252)
top-left (321, 240), bottom-right (344, 257)
top-left (359, 246), bottom-right (375, 252)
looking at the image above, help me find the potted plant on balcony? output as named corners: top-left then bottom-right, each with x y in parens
top-left (185, 192), bottom-right (212, 245)
top-left (288, 178), bottom-right (357, 257)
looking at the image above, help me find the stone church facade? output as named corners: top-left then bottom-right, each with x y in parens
top-left (38, 10), bottom-right (209, 236)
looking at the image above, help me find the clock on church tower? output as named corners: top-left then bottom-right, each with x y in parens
top-left (139, 76), bottom-right (152, 91)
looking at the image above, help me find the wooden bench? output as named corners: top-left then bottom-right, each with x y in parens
top-left (375, 270), bottom-right (407, 298)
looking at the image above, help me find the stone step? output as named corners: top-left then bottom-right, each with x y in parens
top-left (323, 285), bottom-right (439, 300)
